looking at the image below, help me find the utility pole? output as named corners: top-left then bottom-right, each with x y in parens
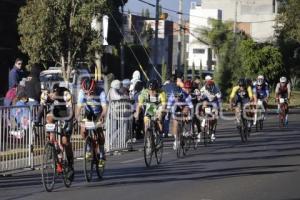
top-left (177, 0), bottom-right (183, 73)
top-left (120, 4), bottom-right (125, 79)
top-left (153, 0), bottom-right (160, 79)
top-left (234, 0), bottom-right (238, 34)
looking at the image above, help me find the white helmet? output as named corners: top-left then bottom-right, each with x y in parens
top-left (280, 76), bottom-right (287, 83)
top-left (257, 75), bottom-right (264, 80)
top-left (132, 70), bottom-right (141, 80)
top-left (111, 80), bottom-right (121, 90)
top-left (205, 75), bottom-right (212, 81)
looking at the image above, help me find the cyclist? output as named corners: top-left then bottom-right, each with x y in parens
top-left (76, 78), bottom-right (107, 168)
top-left (36, 83), bottom-right (74, 175)
top-left (168, 80), bottom-right (193, 150)
top-left (199, 79), bottom-right (221, 141)
top-left (229, 78), bottom-right (256, 128)
top-left (134, 79), bottom-right (167, 136)
top-left (253, 77), bottom-right (269, 124)
top-left (275, 76), bottom-right (291, 124)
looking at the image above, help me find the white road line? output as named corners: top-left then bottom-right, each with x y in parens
top-left (121, 152), bottom-right (171, 164)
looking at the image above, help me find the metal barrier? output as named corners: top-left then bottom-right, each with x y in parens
top-left (105, 100), bottom-right (133, 152)
top-left (0, 100), bottom-right (133, 175)
top-left (0, 105), bottom-right (32, 173)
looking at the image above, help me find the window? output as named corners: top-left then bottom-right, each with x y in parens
top-left (193, 48), bottom-right (205, 54)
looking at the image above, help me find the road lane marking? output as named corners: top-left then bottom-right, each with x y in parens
top-left (121, 152), bottom-right (171, 164)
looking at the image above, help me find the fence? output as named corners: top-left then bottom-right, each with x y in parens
top-left (0, 100), bottom-right (133, 175)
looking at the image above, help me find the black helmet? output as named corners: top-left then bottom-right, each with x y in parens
top-left (148, 79), bottom-right (159, 90)
top-left (238, 78), bottom-right (246, 87)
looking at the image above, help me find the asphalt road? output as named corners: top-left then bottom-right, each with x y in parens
top-left (1, 113), bottom-right (300, 200)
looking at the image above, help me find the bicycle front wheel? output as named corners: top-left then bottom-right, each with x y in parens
top-left (84, 136), bottom-right (93, 182)
top-left (155, 131), bottom-right (164, 165)
top-left (144, 129), bottom-right (154, 167)
top-left (41, 142), bottom-right (56, 192)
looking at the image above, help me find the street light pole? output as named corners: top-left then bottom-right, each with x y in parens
top-left (120, 4), bottom-right (125, 79)
top-left (153, 0), bottom-right (160, 79)
top-left (177, 0), bottom-right (183, 72)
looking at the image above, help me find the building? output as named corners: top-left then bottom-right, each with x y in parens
top-left (187, 2), bottom-right (221, 72)
top-left (201, 0), bottom-right (278, 42)
top-left (123, 13), bottom-right (175, 75)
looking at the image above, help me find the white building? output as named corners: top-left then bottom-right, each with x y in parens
top-left (187, 2), bottom-right (221, 71)
top-left (201, 0), bottom-right (278, 42)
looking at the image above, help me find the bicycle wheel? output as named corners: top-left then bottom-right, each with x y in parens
top-left (95, 145), bottom-right (105, 179)
top-left (144, 129), bottom-right (153, 167)
top-left (243, 120), bottom-right (248, 143)
top-left (176, 135), bottom-right (183, 158)
top-left (41, 142), bottom-right (56, 192)
top-left (239, 123), bottom-right (245, 143)
top-left (203, 121), bottom-right (210, 147)
top-left (62, 148), bottom-right (73, 188)
top-left (155, 130), bottom-right (164, 165)
top-left (259, 118), bottom-right (264, 130)
top-left (84, 136), bottom-right (93, 182)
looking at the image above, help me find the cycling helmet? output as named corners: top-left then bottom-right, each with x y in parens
top-left (238, 78), bottom-right (246, 87)
top-left (111, 80), bottom-right (121, 90)
top-left (257, 79), bottom-right (264, 86)
top-left (183, 80), bottom-right (192, 89)
top-left (205, 75), bottom-right (212, 81)
top-left (257, 75), bottom-right (264, 80)
top-left (148, 79), bottom-right (159, 90)
top-left (280, 76), bottom-right (287, 83)
top-left (82, 78), bottom-right (96, 94)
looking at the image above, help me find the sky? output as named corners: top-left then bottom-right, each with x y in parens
top-left (124, 0), bottom-right (196, 21)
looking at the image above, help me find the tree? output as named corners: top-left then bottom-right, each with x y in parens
top-left (238, 39), bottom-right (284, 86)
top-left (18, 0), bottom-right (125, 80)
top-left (145, 8), bottom-right (150, 18)
top-left (276, 0), bottom-right (300, 43)
top-left (276, 0), bottom-right (300, 81)
top-left (141, 8), bottom-right (145, 17)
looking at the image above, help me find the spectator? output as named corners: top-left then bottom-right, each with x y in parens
top-left (162, 74), bottom-right (181, 98)
top-left (129, 70), bottom-right (142, 99)
top-left (3, 85), bottom-right (17, 106)
top-left (120, 79), bottom-right (131, 97)
top-left (107, 80), bottom-right (124, 101)
top-left (132, 81), bottom-right (145, 139)
top-left (24, 63), bottom-right (41, 105)
top-left (9, 58), bottom-right (26, 89)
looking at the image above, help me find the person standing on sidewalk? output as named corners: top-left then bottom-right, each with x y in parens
top-left (8, 58), bottom-right (26, 89)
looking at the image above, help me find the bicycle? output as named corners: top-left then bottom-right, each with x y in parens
top-left (255, 99), bottom-right (265, 131)
top-left (41, 120), bottom-right (74, 192)
top-left (175, 113), bottom-right (193, 158)
top-left (278, 97), bottom-right (288, 128)
top-left (82, 119), bottom-right (105, 182)
top-left (201, 106), bottom-right (217, 146)
top-left (144, 114), bottom-right (164, 167)
top-left (236, 103), bottom-right (251, 143)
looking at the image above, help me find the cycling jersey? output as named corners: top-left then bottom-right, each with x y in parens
top-left (138, 89), bottom-right (167, 117)
top-left (200, 85), bottom-right (221, 102)
top-left (167, 90), bottom-right (193, 114)
top-left (230, 86), bottom-right (253, 100)
top-left (77, 86), bottom-right (107, 116)
top-left (275, 82), bottom-right (291, 99)
top-left (253, 85), bottom-right (269, 100)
